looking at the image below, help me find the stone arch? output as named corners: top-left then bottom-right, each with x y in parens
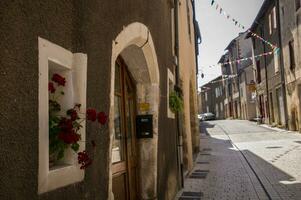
top-left (108, 22), bottom-right (160, 200)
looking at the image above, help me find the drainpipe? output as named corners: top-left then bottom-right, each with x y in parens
top-left (174, 0), bottom-right (184, 188)
top-left (276, 0), bottom-right (289, 128)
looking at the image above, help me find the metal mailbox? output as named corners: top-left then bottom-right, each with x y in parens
top-left (136, 115), bottom-right (153, 138)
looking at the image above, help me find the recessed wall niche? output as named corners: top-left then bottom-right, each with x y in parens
top-left (38, 37), bottom-right (87, 194)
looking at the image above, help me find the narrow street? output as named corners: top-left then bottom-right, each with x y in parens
top-left (177, 120), bottom-right (301, 200)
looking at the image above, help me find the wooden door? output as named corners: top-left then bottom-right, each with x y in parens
top-left (112, 58), bottom-right (138, 200)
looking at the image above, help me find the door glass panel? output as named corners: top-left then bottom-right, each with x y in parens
top-left (115, 64), bottom-right (121, 93)
top-left (112, 96), bottom-right (124, 163)
top-left (125, 98), bottom-right (132, 139)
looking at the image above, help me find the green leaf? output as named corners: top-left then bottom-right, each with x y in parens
top-left (71, 143), bottom-right (80, 152)
top-left (169, 91), bottom-right (183, 113)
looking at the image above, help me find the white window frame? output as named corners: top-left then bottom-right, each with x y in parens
top-left (38, 37), bottom-right (87, 194)
top-left (167, 68), bottom-right (175, 118)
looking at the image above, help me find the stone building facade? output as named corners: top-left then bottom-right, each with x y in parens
top-left (0, 1), bottom-right (199, 199)
top-left (177, 0), bottom-right (201, 173)
top-left (249, 0), bottom-right (288, 127)
top-left (200, 76), bottom-right (224, 120)
top-left (279, 0), bottom-right (301, 131)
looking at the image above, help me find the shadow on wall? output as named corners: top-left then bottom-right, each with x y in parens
top-left (198, 122), bottom-right (301, 199)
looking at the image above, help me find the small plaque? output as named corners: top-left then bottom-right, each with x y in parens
top-left (139, 103), bottom-right (150, 112)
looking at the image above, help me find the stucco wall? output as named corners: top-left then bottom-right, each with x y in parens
top-left (0, 1), bottom-right (179, 199)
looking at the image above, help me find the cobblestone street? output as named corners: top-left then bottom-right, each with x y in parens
top-left (176, 120), bottom-right (301, 200)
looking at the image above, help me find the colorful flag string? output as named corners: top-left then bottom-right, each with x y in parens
top-left (209, 0), bottom-right (278, 50)
top-left (210, 0), bottom-right (245, 29)
top-left (208, 74), bottom-right (238, 84)
top-left (203, 51), bottom-right (274, 69)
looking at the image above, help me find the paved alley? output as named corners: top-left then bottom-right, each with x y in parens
top-left (176, 120), bottom-right (301, 200)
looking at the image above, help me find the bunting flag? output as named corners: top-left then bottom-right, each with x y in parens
top-left (210, 0), bottom-right (245, 29)
top-left (205, 51), bottom-right (274, 69)
top-left (209, 74), bottom-right (238, 84)
top-left (209, 0), bottom-right (278, 50)
top-left (247, 30), bottom-right (278, 50)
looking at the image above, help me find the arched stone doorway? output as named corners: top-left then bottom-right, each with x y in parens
top-left (108, 22), bottom-right (160, 200)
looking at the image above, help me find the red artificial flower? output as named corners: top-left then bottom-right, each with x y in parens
top-left (48, 82), bottom-right (56, 93)
top-left (52, 73), bottom-right (66, 86)
top-left (86, 109), bottom-right (97, 121)
top-left (67, 109), bottom-right (78, 121)
top-left (58, 118), bottom-right (73, 132)
top-left (97, 112), bottom-right (108, 125)
top-left (58, 131), bottom-right (80, 144)
top-left (78, 151), bottom-right (92, 170)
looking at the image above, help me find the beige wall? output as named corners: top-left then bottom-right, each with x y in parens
top-left (178, 0), bottom-right (200, 171)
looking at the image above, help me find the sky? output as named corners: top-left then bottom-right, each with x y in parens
top-left (195, 0), bottom-right (264, 88)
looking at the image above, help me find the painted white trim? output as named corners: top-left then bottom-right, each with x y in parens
top-left (38, 37), bottom-right (87, 194)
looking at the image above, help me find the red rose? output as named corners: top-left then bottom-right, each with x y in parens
top-left (78, 151), bottom-right (92, 169)
top-left (48, 82), bottom-right (56, 93)
top-left (86, 109), bottom-right (97, 121)
top-left (58, 131), bottom-right (80, 144)
top-left (97, 112), bottom-right (108, 125)
top-left (52, 73), bottom-right (66, 86)
top-left (67, 109), bottom-right (78, 121)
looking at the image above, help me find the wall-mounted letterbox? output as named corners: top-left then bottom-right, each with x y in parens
top-left (136, 115), bottom-right (153, 139)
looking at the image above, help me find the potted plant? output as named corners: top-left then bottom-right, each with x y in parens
top-left (169, 91), bottom-right (183, 113)
top-left (48, 73), bottom-right (107, 169)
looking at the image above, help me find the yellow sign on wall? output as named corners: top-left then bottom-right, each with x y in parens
top-left (139, 103), bottom-right (150, 112)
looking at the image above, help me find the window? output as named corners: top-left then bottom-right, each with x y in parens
top-left (256, 60), bottom-right (261, 83)
top-left (205, 92), bottom-right (208, 101)
top-left (38, 38), bottom-right (87, 193)
top-left (289, 40), bottom-right (296, 70)
top-left (273, 7), bottom-right (277, 29)
top-left (274, 50), bottom-right (280, 73)
top-left (167, 68), bottom-right (175, 118)
top-left (296, 0), bottom-right (301, 11)
top-left (269, 7), bottom-right (277, 35)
